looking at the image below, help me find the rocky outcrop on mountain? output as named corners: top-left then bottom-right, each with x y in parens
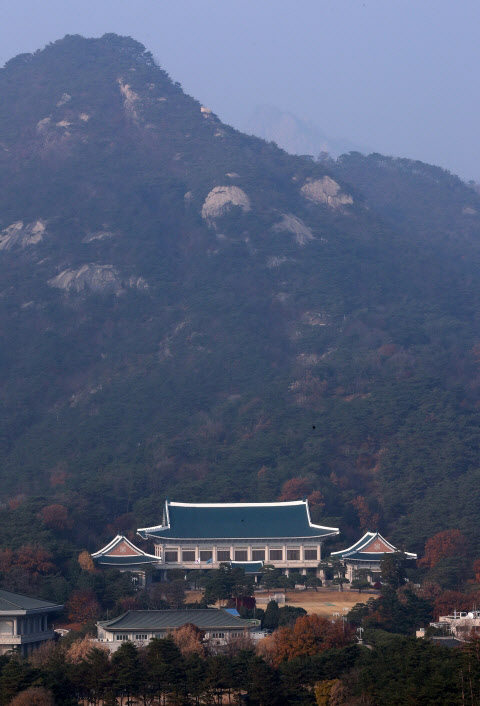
top-left (48, 264), bottom-right (147, 295)
top-left (272, 214), bottom-right (314, 245)
top-left (301, 176), bottom-right (353, 208)
top-left (118, 78), bottom-right (140, 123)
top-left (201, 186), bottom-right (251, 224)
top-left (48, 264), bottom-right (122, 294)
top-left (0, 220), bottom-right (45, 251)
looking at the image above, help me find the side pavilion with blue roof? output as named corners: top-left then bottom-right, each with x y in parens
top-left (331, 531), bottom-right (417, 583)
top-left (91, 535), bottom-right (160, 587)
top-left (137, 500), bottom-right (339, 579)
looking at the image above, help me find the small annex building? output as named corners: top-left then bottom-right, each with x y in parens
top-left (331, 531), bottom-right (417, 583)
top-left (0, 589), bottom-right (62, 657)
top-left (137, 500), bottom-right (339, 579)
top-left (96, 608), bottom-right (260, 651)
top-left (91, 535), bottom-right (160, 587)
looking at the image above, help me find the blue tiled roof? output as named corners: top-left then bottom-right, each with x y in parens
top-left (94, 555), bottom-right (159, 566)
top-left (331, 531), bottom-right (417, 560)
top-left (138, 501), bottom-right (339, 541)
top-left (230, 562), bottom-right (264, 573)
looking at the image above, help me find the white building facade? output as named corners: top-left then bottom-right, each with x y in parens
top-left (0, 589), bottom-right (62, 657)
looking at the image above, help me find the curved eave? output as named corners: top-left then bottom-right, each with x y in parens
top-left (92, 534), bottom-right (157, 560)
top-left (94, 556), bottom-right (160, 566)
top-left (139, 531), bottom-right (338, 541)
top-left (343, 551), bottom-right (417, 561)
top-left (137, 499), bottom-right (339, 541)
top-left (331, 531), bottom-right (415, 559)
top-left (331, 531), bottom-right (377, 557)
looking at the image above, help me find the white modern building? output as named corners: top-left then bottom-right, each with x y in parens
top-left (0, 589), bottom-right (62, 657)
top-left (96, 608), bottom-right (260, 651)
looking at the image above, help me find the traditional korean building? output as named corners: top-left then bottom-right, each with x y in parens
top-left (137, 500), bottom-right (339, 578)
top-left (96, 608), bottom-right (260, 651)
top-left (331, 531), bottom-right (417, 583)
top-left (0, 589), bottom-right (62, 657)
top-left (91, 535), bottom-right (160, 586)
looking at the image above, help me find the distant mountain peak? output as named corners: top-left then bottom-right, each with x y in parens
top-left (243, 104), bottom-right (365, 158)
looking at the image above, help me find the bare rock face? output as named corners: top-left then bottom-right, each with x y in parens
top-left (82, 230), bottom-right (116, 243)
top-left (272, 213), bottom-right (313, 245)
top-left (56, 93), bottom-right (71, 107)
top-left (201, 186), bottom-right (251, 224)
top-left (301, 176), bottom-right (353, 208)
top-left (127, 275), bottom-right (149, 291)
top-left (49, 264), bottom-right (122, 294)
top-left (0, 220), bottom-right (45, 251)
top-left (301, 311), bottom-right (329, 326)
top-left (117, 78), bottom-right (140, 123)
top-left (48, 264), bottom-right (148, 295)
top-left (296, 353), bottom-right (321, 366)
top-left (266, 255), bottom-right (288, 268)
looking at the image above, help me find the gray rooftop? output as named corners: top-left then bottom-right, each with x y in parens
top-left (0, 589), bottom-right (62, 613)
top-left (99, 609), bottom-right (256, 631)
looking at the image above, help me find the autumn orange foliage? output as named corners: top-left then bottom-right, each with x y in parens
top-left (78, 550), bottom-right (96, 573)
top-left (419, 530), bottom-right (468, 568)
top-left (9, 687), bottom-right (54, 706)
top-left (173, 623), bottom-right (205, 657)
top-left (66, 636), bottom-right (107, 664)
top-left (350, 495), bottom-right (379, 531)
top-left (278, 477), bottom-right (312, 501)
top-left (15, 545), bottom-right (55, 578)
top-left (433, 590), bottom-right (478, 619)
top-left (39, 504), bottom-right (72, 531)
top-left (66, 590), bottom-right (100, 625)
top-left (262, 614), bottom-right (353, 666)
top-left (307, 490), bottom-right (325, 510)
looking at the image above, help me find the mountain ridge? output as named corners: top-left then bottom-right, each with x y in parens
top-left (0, 34), bottom-right (480, 564)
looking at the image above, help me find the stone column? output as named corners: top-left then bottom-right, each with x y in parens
top-left (247, 545), bottom-right (252, 561)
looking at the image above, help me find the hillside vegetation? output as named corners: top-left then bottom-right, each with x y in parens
top-left (1, 34), bottom-right (480, 573)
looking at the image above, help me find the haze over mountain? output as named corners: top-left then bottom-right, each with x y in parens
top-left (1, 34), bottom-right (480, 559)
top-left (244, 105), bottom-right (365, 159)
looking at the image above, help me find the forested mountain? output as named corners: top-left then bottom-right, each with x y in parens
top-left (1, 34), bottom-right (480, 564)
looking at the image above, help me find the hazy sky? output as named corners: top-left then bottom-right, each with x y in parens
top-left (1, 0), bottom-right (479, 180)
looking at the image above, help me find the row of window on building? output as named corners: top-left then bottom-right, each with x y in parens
top-left (115, 631), bottom-right (244, 642)
top-left (0, 616), bottom-right (47, 636)
top-left (161, 548), bottom-right (319, 563)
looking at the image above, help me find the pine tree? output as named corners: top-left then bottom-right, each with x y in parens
top-left (112, 641), bottom-right (140, 704)
top-left (263, 600), bottom-right (280, 630)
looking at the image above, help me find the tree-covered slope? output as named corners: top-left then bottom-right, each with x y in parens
top-left (1, 34), bottom-right (480, 560)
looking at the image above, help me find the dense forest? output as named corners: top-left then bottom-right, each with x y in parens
top-left (1, 33), bottom-right (480, 591)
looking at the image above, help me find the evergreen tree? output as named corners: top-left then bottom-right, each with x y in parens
top-left (81, 647), bottom-right (112, 706)
top-left (263, 600), bottom-right (280, 630)
top-left (111, 641), bottom-right (140, 704)
top-left (380, 552), bottom-right (408, 590)
top-left (146, 637), bottom-right (184, 703)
